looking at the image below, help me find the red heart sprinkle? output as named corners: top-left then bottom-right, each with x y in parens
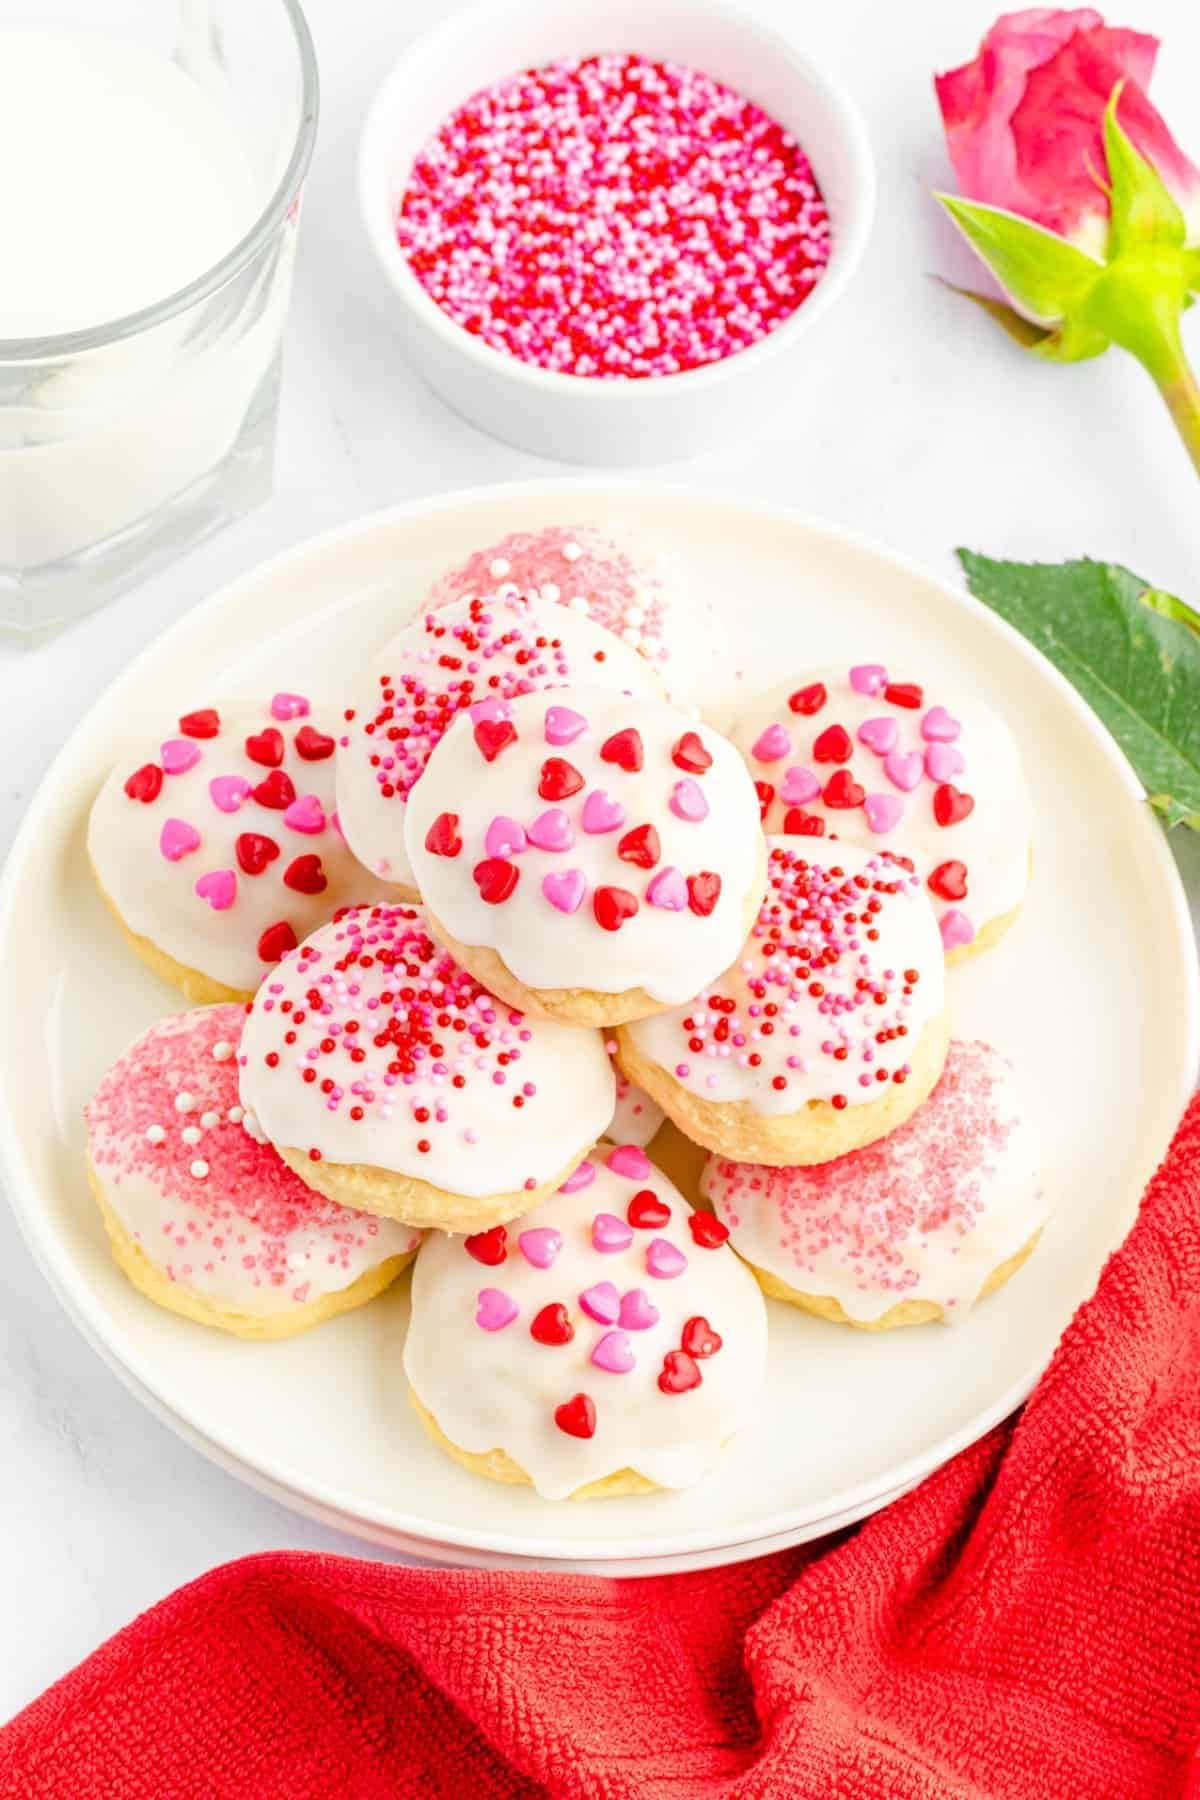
top-left (688, 1211), bottom-right (730, 1249)
top-left (928, 859), bottom-right (968, 900)
top-left (788, 682), bottom-right (827, 715)
top-left (599, 727), bottom-right (643, 773)
top-left (933, 784), bottom-right (975, 827)
top-left (425, 812), bottom-right (463, 858)
top-left (885, 682), bottom-right (924, 709)
top-left (754, 780), bottom-right (775, 819)
top-left (617, 823), bottom-right (660, 869)
top-left (245, 728), bottom-right (284, 768)
top-left (554, 1392), bottom-right (597, 1439)
top-left (473, 858), bottom-right (519, 904)
top-left (236, 832), bottom-right (280, 875)
top-left (530, 1303), bottom-right (574, 1346)
top-left (474, 718), bottom-right (517, 762)
top-left (681, 1315), bottom-right (722, 1359)
top-left (822, 769), bottom-right (865, 809)
top-left (178, 708), bottom-right (220, 739)
top-left (124, 763), bottom-right (163, 804)
top-left (252, 769), bottom-right (296, 810)
top-left (783, 807), bottom-right (826, 836)
top-left (671, 731), bottom-right (712, 774)
top-left (687, 872), bottom-right (722, 917)
top-left (538, 757), bottom-right (585, 801)
top-left (257, 920), bottom-right (297, 963)
top-left (294, 725), bottom-right (335, 761)
top-left (813, 723), bottom-right (852, 764)
top-left (594, 886), bottom-right (638, 932)
top-left (465, 1226), bottom-right (508, 1266)
top-left (283, 854), bottom-right (327, 895)
top-left (658, 1350), bottom-right (702, 1395)
top-left (627, 1189), bottom-right (670, 1229)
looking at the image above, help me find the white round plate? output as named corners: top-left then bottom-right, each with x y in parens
top-left (2, 482), bottom-right (1196, 1574)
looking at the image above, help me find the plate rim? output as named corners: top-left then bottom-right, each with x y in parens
top-left (3, 478), bottom-right (1197, 1567)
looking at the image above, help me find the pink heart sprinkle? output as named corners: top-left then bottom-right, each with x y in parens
top-left (475, 1287), bottom-right (519, 1332)
top-left (270, 692), bottom-right (310, 720)
top-left (591, 1330), bottom-right (635, 1374)
top-left (850, 663), bottom-right (888, 696)
top-left (209, 775), bottom-right (251, 814)
top-left (883, 750), bottom-right (923, 793)
top-left (469, 697), bottom-right (511, 725)
top-left (618, 1288), bottom-right (659, 1331)
top-left (542, 868), bottom-right (587, 914)
top-left (669, 778), bottom-right (708, 823)
top-left (544, 704), bottom-right (588, 746)
top-left (161, 738), bottom-right (200, 776)
top-left (863, 793), bottom-right (904, 834)
top-left (857, 716), bottom-right (898, 756)
top-left (592, 1213), bottom-right (634, 1254)
top-left (921, 705), bottom-right (961, 743)
top-left (646, 866), bottom-right (688, 910)
top-left (579, 1281), bottom-right (620, 1325)
top-left (485, 814), bottom-right (527, 858)
top-left (751, 722), bottom-right (791, 763)
top-left (940, 908), bottom-right (976, 951)
top-left (518, 1227), bottom-right (562, 1270)
top-left (159, 818), bottom-right (200, 862)
top-left (925, 742), bottom-right (965, 782)
top-left (780, 765), bottom-right (821, 805)
top-left (606, 1143), bottom-right (652, 1181)
top-left (560, 1160), bottom-right (596, 1194)
top-left (582, 790), bottom-right (625, 834)
top-left (194, 868), bottom-right (236, 911)
top-left (527, 808), bottom-right (574, 852)
top-left (646, 1238), bottom-right (688, 1280)
top-left (283, 794), bottom-right (325, 834)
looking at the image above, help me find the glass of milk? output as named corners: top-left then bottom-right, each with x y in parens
top-left (0, 0), bottom-right (318, 641)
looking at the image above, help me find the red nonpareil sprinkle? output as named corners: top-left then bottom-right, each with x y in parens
top-left (396, 53), bottom-right (831, 379)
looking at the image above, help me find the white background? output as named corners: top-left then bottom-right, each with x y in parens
top-left (3, 0), bottom-right (1199, 1722)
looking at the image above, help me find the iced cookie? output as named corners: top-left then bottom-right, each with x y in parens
top-left (405, 687), bottom-right (766, 1026)
top-left (404, 1142), bottom-right (767, 1499)
top-left (702, 1040), bottom-right (1046, 1327)
top-left (237, 903), bottom-right (614, 1233)
top-left (88, 693), bottom-right (387, 1003)
top-left (85, 1006), bottom-right (420, 1339)
top-left (605, 1055), bottom-right (665, 1149)
top-left (616, 839), bottom-right (949, 1166)
top-left (728, 663), bottom-right (1032, 960)
top-left (335, 589), bottom-right (659, 895)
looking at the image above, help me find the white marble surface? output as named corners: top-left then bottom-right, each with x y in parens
top-left (3, 0), bottom-right (1200, 1724)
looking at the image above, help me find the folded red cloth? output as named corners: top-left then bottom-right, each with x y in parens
top-left (6, 1096), bottom-right (1200, 1799)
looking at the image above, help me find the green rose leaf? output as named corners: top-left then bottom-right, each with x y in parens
top-left (958, 551), bottom-right (1200, 829)
top-left (935, 194), bottom-right (1103, 325)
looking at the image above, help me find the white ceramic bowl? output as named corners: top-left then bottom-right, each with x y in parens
top-left (358, 0), bottom-right (875, 464)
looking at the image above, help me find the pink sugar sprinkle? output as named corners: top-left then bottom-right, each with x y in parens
top-left (397, 53), bottom-right (831, 379)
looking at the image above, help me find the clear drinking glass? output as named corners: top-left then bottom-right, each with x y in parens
top-left (0, 0), bottom-right (318, 642)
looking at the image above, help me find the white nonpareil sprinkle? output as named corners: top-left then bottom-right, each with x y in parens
top-left (200, 1111), bottom-right (220, 1129)
top-left (181, 1126), bottom-right (202, 1147)
top-left (189, 1159), bottom-right (209, 1180)
top-left (241, 1110), bottom-right (268, 1145)
top-left (488, 557), bottom-right (511, 578)
top-left (211, 1041), bottom-right (234, 1062)
top-left (569, 595), bottom-right (590, 613)
top-left (540, 581), bottom-right (560, 602)
top-left (174, 1091), bottom-right (195, 1114)
top-left (226, 1105), bottom-right (244, 1124)
top-left (287, 1251), bottom-right (308, 1271)
top-left (145, 1125), bottom-right (166, 1145)
top-left (562, 541), bottom-right (582, 562)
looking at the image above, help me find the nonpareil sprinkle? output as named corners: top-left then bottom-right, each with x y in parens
top-left (396, 53), bottom-right (831, 379)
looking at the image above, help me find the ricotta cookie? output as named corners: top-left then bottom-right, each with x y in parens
top-left (405, 1143), bottom-right (768, 1499)
top-left (728, 663), bottom-right (1032, 959)
top-left (336, 589), bottom-right (659, 895)
top-left (617, 839), bottom-right (949, 1165)
top-left (89, 693), bottom-right (387, 1003)
top-left (405, 687), bottom-right (766, 1026)
top-left (85, 1006), bottom-right (419, 1339)
top-left (702, 1040), bottom-right (1046, 1327)
top-left (237, 903), bottom-right (614, 1233)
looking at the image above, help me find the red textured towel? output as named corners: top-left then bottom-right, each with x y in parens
top-left (6, 1097), bottom-right (1200, 1800)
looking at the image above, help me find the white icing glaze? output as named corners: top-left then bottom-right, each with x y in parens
top-left (88, 695), bottom-right (390, 993)
top-left (702, 1040), bottom-right (1047, 1322)
top-left (727, 664), bottom-right (1032, 953)
top-left (404, 1145), bottom-right (768, 1499)
top-left (237, 903), bottom-right (614, 1200)
top-left (605, 1065), bottom-right (665, 1147)
top-left (335, 590), bottom-right (660, 891)
top-left (86, 1006), bottom-right (418, 1317)
top-left (405, 687), bottom-right (764, 1004)
top-left (626, 838), bottom-right (945, 1115)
